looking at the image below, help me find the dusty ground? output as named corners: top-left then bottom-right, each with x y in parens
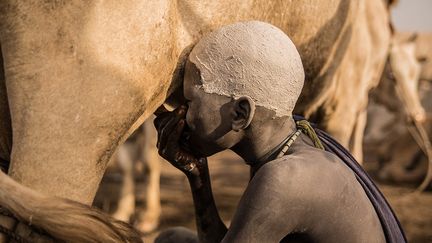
top-left (95, 150), bottom-right (432, 243)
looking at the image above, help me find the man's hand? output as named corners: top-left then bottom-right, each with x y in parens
top-left (154, 105), bottom-right (205, 177)
top-left (155, 106), bottom-right (227, 242)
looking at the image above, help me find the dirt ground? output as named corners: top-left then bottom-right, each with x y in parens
top-left (95, 150), bottom-right (432, 243)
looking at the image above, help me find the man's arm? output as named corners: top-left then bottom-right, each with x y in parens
top-left (154, 106), bottom-right (227, 243)
top-left (187, 159), bottom-right (227, 243)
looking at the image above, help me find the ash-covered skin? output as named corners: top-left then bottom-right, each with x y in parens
top-left (189, 21), bottom-right (305, 118)
top-left (155, 21), bottom-right (386, 243)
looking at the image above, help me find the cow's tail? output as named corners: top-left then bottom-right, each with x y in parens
top-left (0, 170), bottom-right (142, 243)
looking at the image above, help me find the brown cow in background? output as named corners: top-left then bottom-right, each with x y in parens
top-left (364, 33), bottom-right (431, 185)
top-left (96, 118), bottom-right (162, 233)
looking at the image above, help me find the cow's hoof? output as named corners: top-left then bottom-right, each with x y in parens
top-left (135, 211), bottom-right (160, 234)
top-left (136, 220), bottom-right (159, 234)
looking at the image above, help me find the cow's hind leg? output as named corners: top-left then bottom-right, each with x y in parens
top-left (0, 0), bottom-right (176, 205)
top-left (0, 1), bottom-right (177, 241)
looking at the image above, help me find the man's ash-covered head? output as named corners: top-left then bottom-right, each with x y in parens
top-left (188, 21), bottom-right (305, 117)
top-left (182, 21), bottom-right (305, 156)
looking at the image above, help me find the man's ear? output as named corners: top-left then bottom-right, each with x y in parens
top-left (231, 96), bottom-right (256, 132)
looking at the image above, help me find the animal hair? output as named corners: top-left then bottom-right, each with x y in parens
top-left (0, 170), bottom-right (142, 243)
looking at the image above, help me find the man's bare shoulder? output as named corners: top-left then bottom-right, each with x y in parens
top-left (253, 145), bottom-right (358, 199)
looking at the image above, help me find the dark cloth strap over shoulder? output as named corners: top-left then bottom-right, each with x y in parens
top-left (293, 115), bottom-right (407, 243)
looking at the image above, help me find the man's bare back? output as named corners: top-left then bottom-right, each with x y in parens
top-left (225, 134), bottom-right (384, 242)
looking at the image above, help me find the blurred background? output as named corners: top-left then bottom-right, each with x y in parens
top-left (94, 1), bottom-right (432, 242)
top-left (392, 0), bottom-right (432, 32)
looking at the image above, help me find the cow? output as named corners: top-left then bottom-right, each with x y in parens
top-left (96, 118), bottom-right (162, 233)
top-left (0, 0), bottom-right (392, 241)
top-left (106, 117), bottom-right (162, 234)
top-left (364, 33), bottom-right (430, 185)
top-left (397, 32), bottom-right (432, 82)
